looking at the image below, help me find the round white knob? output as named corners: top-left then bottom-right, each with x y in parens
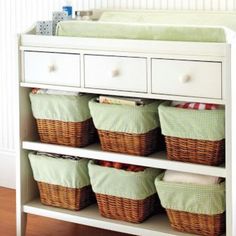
top-left (179, 74), bottom-right (191, 83)
top-left (48, 64), bottom-right (56, 73)
top-left (110, 69), bottom-right (120, 78)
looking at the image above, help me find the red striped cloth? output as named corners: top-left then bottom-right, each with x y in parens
top-left (171, 101), bottom-right (218, 110)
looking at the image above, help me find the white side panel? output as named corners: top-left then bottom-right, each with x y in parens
top-left (230, 40), bottom-right (236, 236)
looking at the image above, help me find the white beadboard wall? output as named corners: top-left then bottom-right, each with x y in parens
top-left (0, 0), bottom-right (236, 188)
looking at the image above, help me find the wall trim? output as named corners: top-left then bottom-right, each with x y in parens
top-left (0, 150), bottom-right (16, 189)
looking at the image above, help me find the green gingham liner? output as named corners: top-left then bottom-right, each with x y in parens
top-left (88, 98), bottom-right (161, 134)
top-left (155, 174), bottom-right (225, 215)
top-left (29, 93), bottom-right (95, 122)
top-left (56, 20), bottom-right (226, 43)
top-left (158, 102), bottom-right (225, 141)
top-left (88, 160), bottom-right (162, 200)
top-left (29, 153), bottom-right (91, 189)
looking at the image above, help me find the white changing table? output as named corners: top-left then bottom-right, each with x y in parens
top-left (16, 10), bottom-right (236, 236)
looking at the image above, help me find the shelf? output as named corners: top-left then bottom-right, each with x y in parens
top-left (22, 141), bottom-right (226, 177)
top-left (20, 82), bottom-right (225, 105)
top-left (24, 199), bottom-right (194, 236)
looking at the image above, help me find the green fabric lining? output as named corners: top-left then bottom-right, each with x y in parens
top-left (30, 93), bottom-right (95, 122)
top-left (88, 160), bottom-right (162, 200)
top-left (56, 20), bottom-right (226, 43)
top-left (89, 98), bottom-right (161, 134)
top-left (28, 153), bottom-right (90, 188)
top-left (100, 11), bottom-right (236, 32)
top-left (158, 102), bottom-right (225, 141)
top-left (155, 174), bottom-right (225, 215)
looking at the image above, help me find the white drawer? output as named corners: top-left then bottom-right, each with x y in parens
top-left (24, 51), bottom-right (80, 86)
top-left (151, 59), bottom-right (222, 99)
top-left (84, 55), bottom-right (147, 92)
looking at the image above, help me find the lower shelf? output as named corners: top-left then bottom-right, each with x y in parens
top-left (24, 199), bottom-right (193, 236)
top-left (22, 141), bottom-right (226, 177)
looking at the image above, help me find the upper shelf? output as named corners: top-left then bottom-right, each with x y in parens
top-left (20, 82), bottom-right (226, 105)
top-left (22, 141), bottom-right (226, 177)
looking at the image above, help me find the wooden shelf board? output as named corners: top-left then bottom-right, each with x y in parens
top-left (20, 82), bottom-right (225, 105)
top-left (23, 199), bottom-right (195, 236)
top-left (22, 141), bottom-right (226, 177)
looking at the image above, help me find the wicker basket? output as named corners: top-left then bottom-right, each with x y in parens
top-left (96, 193), bottom-right (159, 223)
top-left (98, 127), bottom-right (165, 156)
top-left (30, 92), bottom-right (97, 147)
top-left (165, 136), bottom-right (225, 166)
top-left (89, 99), bottom-right (164, 156)
top-left (36, 118), bottom-right (97, 147)
top-left (38, 182), bottom-right (95, 210)
top-left (166, 209), bottom-right (225, 236)
top-left (29, 153), bottom-right (95, 211)
top-left (88, 160), bottom-right (162, 223)
top-left (155, 174), bottom-right (226, 236)
top-left (158, 103), bottom-right (225, 166)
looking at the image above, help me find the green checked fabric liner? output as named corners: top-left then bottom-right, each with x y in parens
top-left (89, 98), bottom-right (161, 134)
top-left (155, 174), bottom-right (225, 215)
top-left (56, 20), bottom-right (226, 43)
top-left (29, 153), bottom-right (91, 189)
top-left (158, 102), bottom-right (225, 141)
top-left (88, 160), bottom-right (162, 200)
top-left (29, 93), bottom-right (95, 122)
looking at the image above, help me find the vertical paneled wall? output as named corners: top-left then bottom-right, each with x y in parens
top-left (0, 0), bottom-right (235, 187)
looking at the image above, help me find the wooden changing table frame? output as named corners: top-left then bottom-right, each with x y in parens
top-left (16, 19), bottom-right (236, 236)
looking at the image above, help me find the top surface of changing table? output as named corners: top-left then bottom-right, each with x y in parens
top-left (56, 11), bottom-right (236, 43)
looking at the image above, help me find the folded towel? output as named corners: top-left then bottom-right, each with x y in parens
top-left (171, 101), bottom-right (218, 110)
top-left (32, 88), bottom-right (80, 96)
top-left (163, 170), bottom-right (221, 185)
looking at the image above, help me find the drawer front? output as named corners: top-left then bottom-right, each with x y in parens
top-left (84, 55), bottom-right (147, 92)
top-left (24, 51), bottom-right (80, 86)
top-left (152, 59), bottom-right (222, 99)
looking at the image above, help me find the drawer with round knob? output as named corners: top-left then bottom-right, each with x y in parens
top-left (84, 55), bottom-right (147, 93)
top-left (23, 51), bottom-right (81, 86)
top-left (151, 59), bottom-right (222, 99)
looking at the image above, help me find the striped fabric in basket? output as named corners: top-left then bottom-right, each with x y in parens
top-left (171, 101), bottom-right (218, 110)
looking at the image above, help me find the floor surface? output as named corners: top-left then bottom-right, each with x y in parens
top-left (0, 187), bottom-right (128, 236)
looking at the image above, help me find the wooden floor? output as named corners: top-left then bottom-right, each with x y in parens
top-left (0, 187), bottom-right (128, 236)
